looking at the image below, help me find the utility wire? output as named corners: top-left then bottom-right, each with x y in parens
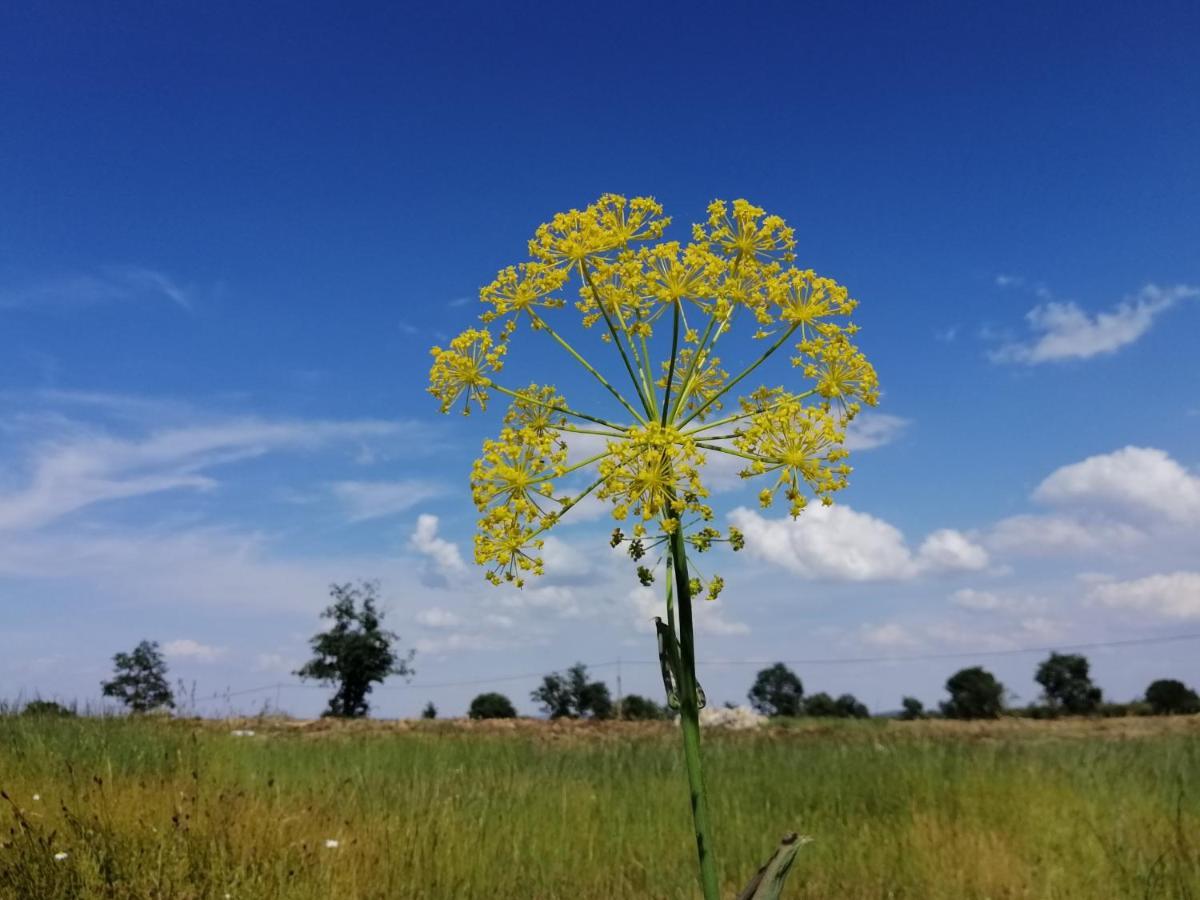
top-left (187, 632), bottom-right (1200, 705)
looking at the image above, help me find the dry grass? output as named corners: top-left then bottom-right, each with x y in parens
top-left (1, 714), bottom-right (1197, 898)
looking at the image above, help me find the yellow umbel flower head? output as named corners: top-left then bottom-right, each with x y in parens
top-left (428, 194), bottom-right (879, 597)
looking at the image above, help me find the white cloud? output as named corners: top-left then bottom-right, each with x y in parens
top-left (0, 266), bottom-right (195, 312)
top-left (625, 584), bottom-right (749, 636)
top-left (950, 588), bottom-right (1046, 614)
top-left (0, 417), bottom-right (406, 532)
top-left (729, 505), bottom-right (988, 581)
top-left (985, 513), bottom-right (1145, 555)
top-left (1034, 446), bottom-right (1200, 525)
top-left (1088, 571), bottom-right (1200, 620)
top-left (917, 529), bottom-right (990, 572)
top-left (408, 514), bottom-right (466, 581)
top-left (859, 622), bottom-right (919, 649)
top-left (845, 413), bottom-right (910, 451)
top-left (415, 606), bottom-right (462, 628)
top-left (163, 639), bottom-right (225, 662)
top-left (991, 284), bottom-right (1197, 364)
top-left (332, 480), bottom-right (445, 522)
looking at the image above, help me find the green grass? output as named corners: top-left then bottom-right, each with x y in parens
top-left (1, 715), bottom-right (1197, 898)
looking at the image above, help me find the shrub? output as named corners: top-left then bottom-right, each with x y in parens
top-left (21, 700), bottom-right (76, 718)
top-left (619, 694), bottom-right (666, 720)
top-left (469, 692), bottom-right (517, 719)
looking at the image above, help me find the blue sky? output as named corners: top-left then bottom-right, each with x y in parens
top-left (2, 1), bottom-right (1198, 717)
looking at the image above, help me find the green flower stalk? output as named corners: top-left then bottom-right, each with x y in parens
top-left (428, 195), bottom-right (879, 898)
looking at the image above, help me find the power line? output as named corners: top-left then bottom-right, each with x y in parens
top-left (187, 632), bottom-right (1200, 705)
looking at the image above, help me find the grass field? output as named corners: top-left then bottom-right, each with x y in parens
top-left (1, 714), bottom-right (1197, 899)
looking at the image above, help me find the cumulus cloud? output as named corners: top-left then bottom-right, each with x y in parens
top-left (728, 505), bottom-right (988, 581)
top-left (408, 514), bottom-right (466, 583)
top-left (1088, 571), bottom-right (1200, 620)
top-left (163, 639), bottom-right (225, 662)
top-left (985, 513), bottom-right (1145, 555)
top-left (990, 284), bottom-right (1197, 364)
top-left (1034, 446), bottom-right (1200, 525)
top-left (332, 480), bottom-right (445, 522)
top-left (845, 413), bottom-right (910, 451)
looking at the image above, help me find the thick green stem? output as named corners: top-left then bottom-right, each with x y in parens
top-left (669, 527), bottom-right (720, 900)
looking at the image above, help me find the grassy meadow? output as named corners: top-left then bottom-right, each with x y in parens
top-left (1, 714), bottom-right (1197, 899)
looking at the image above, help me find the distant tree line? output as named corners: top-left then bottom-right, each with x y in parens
top-left (72, 583), bottom-right (1200, 723)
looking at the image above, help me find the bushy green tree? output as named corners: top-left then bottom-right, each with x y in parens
top-left (1036, 652), bottom-right (1102, 715)
top-left (22, 700), bottom-right (76, 718)
top-left (803, 691), bottom-right (838, 717)
top-left (295, 581), bottom-right (414, 718)
top-left (1145, 679), bottom-right (1200, 715)
top-left (899, 696), bottom-right (925, 720)
top-left (619, 694), bottom-right (666, 720)
top-left (835, 693), bottom-right (869, 718)
top-left (101, 640), bottom-right (174, 713)
top-left (747, 663), bottom-right (804, 717)
top-left (804, 691), bottom-right (868, 718)
top-left (531, 663), bottom-right (612, 719)
top-left (941, 666), bottom-right (1004, 719)
top-left (468, 692), bottom-right (517, 719)
top-left (421, 701), bottom-right (437, 719)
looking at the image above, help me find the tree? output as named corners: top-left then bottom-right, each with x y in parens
top-left (469, 692), bottom-right (517, 719)
top-left (619, 694), bottom-right (666, 720)
top-left (1145, 679), bottom-right (1200, 715)
top-left (941, 666), bottom-right (1004, 719)
top-left (747, 663), bottom-right (804, 717)
top-left (421, 701), bottom-right (438, 719)
top-left (899, 696), bottom-right (926, 720)
top-left (530, 663), bottom-right (613, 719)
top-left (295, 581), bottom-right (414, 718)
top-left (1035, 652), bottom-right (1102, 715)
top-left (101, 640), bottom-right (174, 713)
top-left (835, 693), bottom-right (870, 719)
top-left (803, 692), bottom-right (838, 717)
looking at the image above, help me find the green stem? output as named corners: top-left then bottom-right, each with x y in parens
top-left (527, 310), bottom-right (646, 423)
top-left (679, 322), bottom-right (800, 428)
top-left (579, 264), bottom-right (655, 418)
top-left (668, 527), bottom-right (720, 900)
top-left (661, 300), bottom-right (681, 426)
top-left (491, 384), bottom-right (626, 432)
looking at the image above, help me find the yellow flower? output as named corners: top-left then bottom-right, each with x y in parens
top-left (658, 349), bottom-right (727, 421)
top-left (733, 391), bottom-right (850, 517)
top-left (427, 328), bottom-right (506, 414)
top-left (480, 263), bottom-right (570, 319)
top-left (796, 335), bottom-right (880, 420)
top-left (701, 199), bottom-right (796, 266)
top-left (529, 194), bottom-right (669, 268)
top-left (767, 268), bottom-right (857, 341)
top-left (427, 194), bottom-right (880, 591)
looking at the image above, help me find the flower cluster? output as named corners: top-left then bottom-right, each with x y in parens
top-left (429, 194), bottom-right (879, 595)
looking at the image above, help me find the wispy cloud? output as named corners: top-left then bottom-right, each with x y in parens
top-left (331, 480), bottom-right (445, 522)
top-left (990, 283), bottom-right (1197, 364)
top-left (0, 416), bottom-right (408, 532)
top-left (0, 266), bottom-right (196, 312)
